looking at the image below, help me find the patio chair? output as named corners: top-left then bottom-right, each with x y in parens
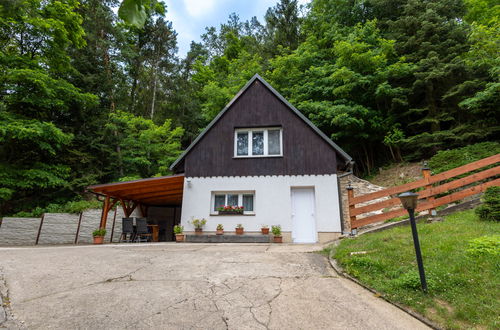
top-left (134, 218), bottom-right (152, 243)
top-left (119, 218), bottom-right (134, 243)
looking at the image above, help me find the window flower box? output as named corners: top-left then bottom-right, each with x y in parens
top-left (217, 205), bottom-right (244, 215)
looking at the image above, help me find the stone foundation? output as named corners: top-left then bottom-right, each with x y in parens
top-left (184, 231), bottom-right (338, 244)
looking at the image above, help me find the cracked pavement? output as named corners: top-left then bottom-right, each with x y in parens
top-left (0, 243), bottom-right (429, 329)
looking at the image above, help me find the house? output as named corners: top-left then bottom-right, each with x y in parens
top-left (171, 74), bottom-right (352, 243)
top-left (89, 74), bottom-right (352, 243)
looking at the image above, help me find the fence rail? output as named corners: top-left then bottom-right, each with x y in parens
top-left (348, 154), bottom-right (500, 230)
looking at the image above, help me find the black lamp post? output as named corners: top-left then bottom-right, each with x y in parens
top-left (398, 191), bottom-right (428, 293)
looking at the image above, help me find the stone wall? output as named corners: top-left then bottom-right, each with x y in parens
top-left (0, 208), bottom-right (125, 246)
top-left (338, 172), bottom-right (387, 233)
top-left (38, 213), bottom-right (80, 245)
top-left (0, 217), bottom-right (41, 246)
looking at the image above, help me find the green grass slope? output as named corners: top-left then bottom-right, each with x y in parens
top-left (329, 209), bottom-right (499, 329)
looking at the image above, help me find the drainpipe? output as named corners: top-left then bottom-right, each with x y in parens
top-left (337, 161), bottom-right (355, 235)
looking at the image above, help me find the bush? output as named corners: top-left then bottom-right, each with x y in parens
top-left (393, 271), bottom-right (437, 291)
top-left (271, 225), bottom-right (282, 236)
top-left (429, 142), bottom-right (500, 174)
top-left (466, 236), bottom-right (500, 256)
top-left (92, 228), bottom-right (107, 237)
top-left (475, 186), bottom-right (500, 221)
top-left (173, 225), bottom-right (184, 234)
top-left (13, 199), bottom-right (102, 217)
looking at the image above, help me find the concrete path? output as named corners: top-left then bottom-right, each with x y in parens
top-left (0, 243), bottom-right (429, 330)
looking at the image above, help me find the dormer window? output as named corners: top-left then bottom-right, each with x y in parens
top-left (234, 128), bottom-right (282, 157)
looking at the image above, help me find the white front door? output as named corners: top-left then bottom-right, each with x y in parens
top-left (291, 187), bottom-right (317, 243)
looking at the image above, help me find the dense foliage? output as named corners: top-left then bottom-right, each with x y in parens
top-left (0, 0), bottom-right (498, 215)
top-left (428, 141), bottom-right (500, 173)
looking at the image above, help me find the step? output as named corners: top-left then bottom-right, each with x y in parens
top-left (185, 234), bottom-right (271, 243)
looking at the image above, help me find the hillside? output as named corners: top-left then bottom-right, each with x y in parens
top-left (366, 162), bottom-right (423, 188)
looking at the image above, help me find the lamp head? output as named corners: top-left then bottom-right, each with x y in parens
top-left (398, 191), bottom-right (419, 210)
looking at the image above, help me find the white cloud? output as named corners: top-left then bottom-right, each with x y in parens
top-left (183, 0), bottom-right (218, 17)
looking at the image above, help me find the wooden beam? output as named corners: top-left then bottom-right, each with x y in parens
top-left (139, 204), bottom-right (149, 217)
top-left (138, 196), bottom-right (183, 204)
top-left (93, 176), bottom-right (184, 194)
top-left (118, 189), bottom-right (184, 200)
top-left (129, 201), bottom-right (138, 216)
top-left (99, 196), bottom-right (117, 229)
top-left (107, 183), bottom-right (183, 196)
top-left (99, 196), bottom-right (110, 229)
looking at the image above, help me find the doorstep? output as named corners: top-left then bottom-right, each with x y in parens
top-left (185, 234), bottom-right (271, 243)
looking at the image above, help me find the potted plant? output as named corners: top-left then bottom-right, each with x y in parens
top-left (190, 218), bottom-right (207, 235)
top-left (217, 205), bottom-right (244, 215)
top-left (271, 225), bottom-right (282, 243)
top-left (235, 224), bottom-right (244, 235)
top-left (174, 225), bottom-right (184, 242)
top-left (216, 224), bottom-right (224, 235)
top-left (261, 224), bottom-right (269, 235)
top-left (92, 228), bottom-right (106, 244)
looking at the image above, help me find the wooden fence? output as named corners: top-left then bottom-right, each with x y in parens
top-left (348, 154), bottom-right (500, 230)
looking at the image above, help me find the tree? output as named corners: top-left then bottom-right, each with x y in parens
top-left (0, 0), bottom-right (97, 215)
top-left (264, 0), bottom-right (304, 54)
top-left (269, 19), bottom-right (412, 174)
top-left (105, 111), bottom-right (184, 179)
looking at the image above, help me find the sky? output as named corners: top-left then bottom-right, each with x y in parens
top-left (165, 0), bottom-right (310, 57)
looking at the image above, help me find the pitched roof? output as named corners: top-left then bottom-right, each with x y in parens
top-left (170, 74), bottom-right (352, 171)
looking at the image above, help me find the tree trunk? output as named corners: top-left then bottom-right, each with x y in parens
top-left (150, 64), bottom-right (157, 120)
top-left (362, 144), bottom-right (371, 176)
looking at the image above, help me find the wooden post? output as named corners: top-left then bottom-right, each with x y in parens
top-left (347, 183), bottom-right (357, 234)
top-left (109, 207), bottom-right (117, 243)
top-left (422, 162), bottom-right (436, 216)
top-left (35, 213), bottom-right (45, 245)
top-left (74, 212), bottom-right (83, 244)
top-left (100, 196), bottom-right (110, 229)
top-left (119, 198), bottom-right (129, 217)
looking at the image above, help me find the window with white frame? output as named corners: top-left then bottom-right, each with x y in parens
top-left (212, 192), bottom-right (255, 214)
top-left (234, 128), bottom-right (282, 157)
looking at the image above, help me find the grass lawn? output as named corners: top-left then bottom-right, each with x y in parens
top-left (328, 209), bottom-right (499, 329)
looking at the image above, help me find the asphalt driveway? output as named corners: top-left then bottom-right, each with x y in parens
top-left (0, 243), bottom-right (429, 329)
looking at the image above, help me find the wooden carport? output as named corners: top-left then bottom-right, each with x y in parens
top-left (87, 174), bottom-right (184, 229)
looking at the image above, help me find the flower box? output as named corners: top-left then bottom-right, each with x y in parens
top-left (218, 210), bottom-right (244, 215)
top-left (217, 205), bottom-right (244, 215)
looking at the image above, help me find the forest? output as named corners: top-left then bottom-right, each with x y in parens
top-left (0, 0), bottom-right (498, 216)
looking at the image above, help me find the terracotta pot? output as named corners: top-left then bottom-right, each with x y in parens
top-left (175, 234), bottom-right (185, 242)
top-left (216, 229), bottom-right (224, 235)
top-left (235, 228), bottom-right (244, 235)
top-left (93, 236), bottom-right (104, 244)
top-left (273, 236), bottom-right (282, 243)
top-left (261, 228), bottom-right (269, 235)
top-left (195, 228), bottom-right (203, 235)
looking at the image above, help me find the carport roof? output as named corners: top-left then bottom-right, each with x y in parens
top-left (87, 174), bottom-right (184, 206)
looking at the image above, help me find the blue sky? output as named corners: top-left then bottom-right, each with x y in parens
top-left (165, 0), bottom-right (310, 57)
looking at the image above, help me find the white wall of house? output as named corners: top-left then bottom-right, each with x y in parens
top-left (180, 174), bottom-right (341, 242)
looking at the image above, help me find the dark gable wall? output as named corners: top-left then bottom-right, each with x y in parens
top-left (183, 80), bottom-right (338, 177)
